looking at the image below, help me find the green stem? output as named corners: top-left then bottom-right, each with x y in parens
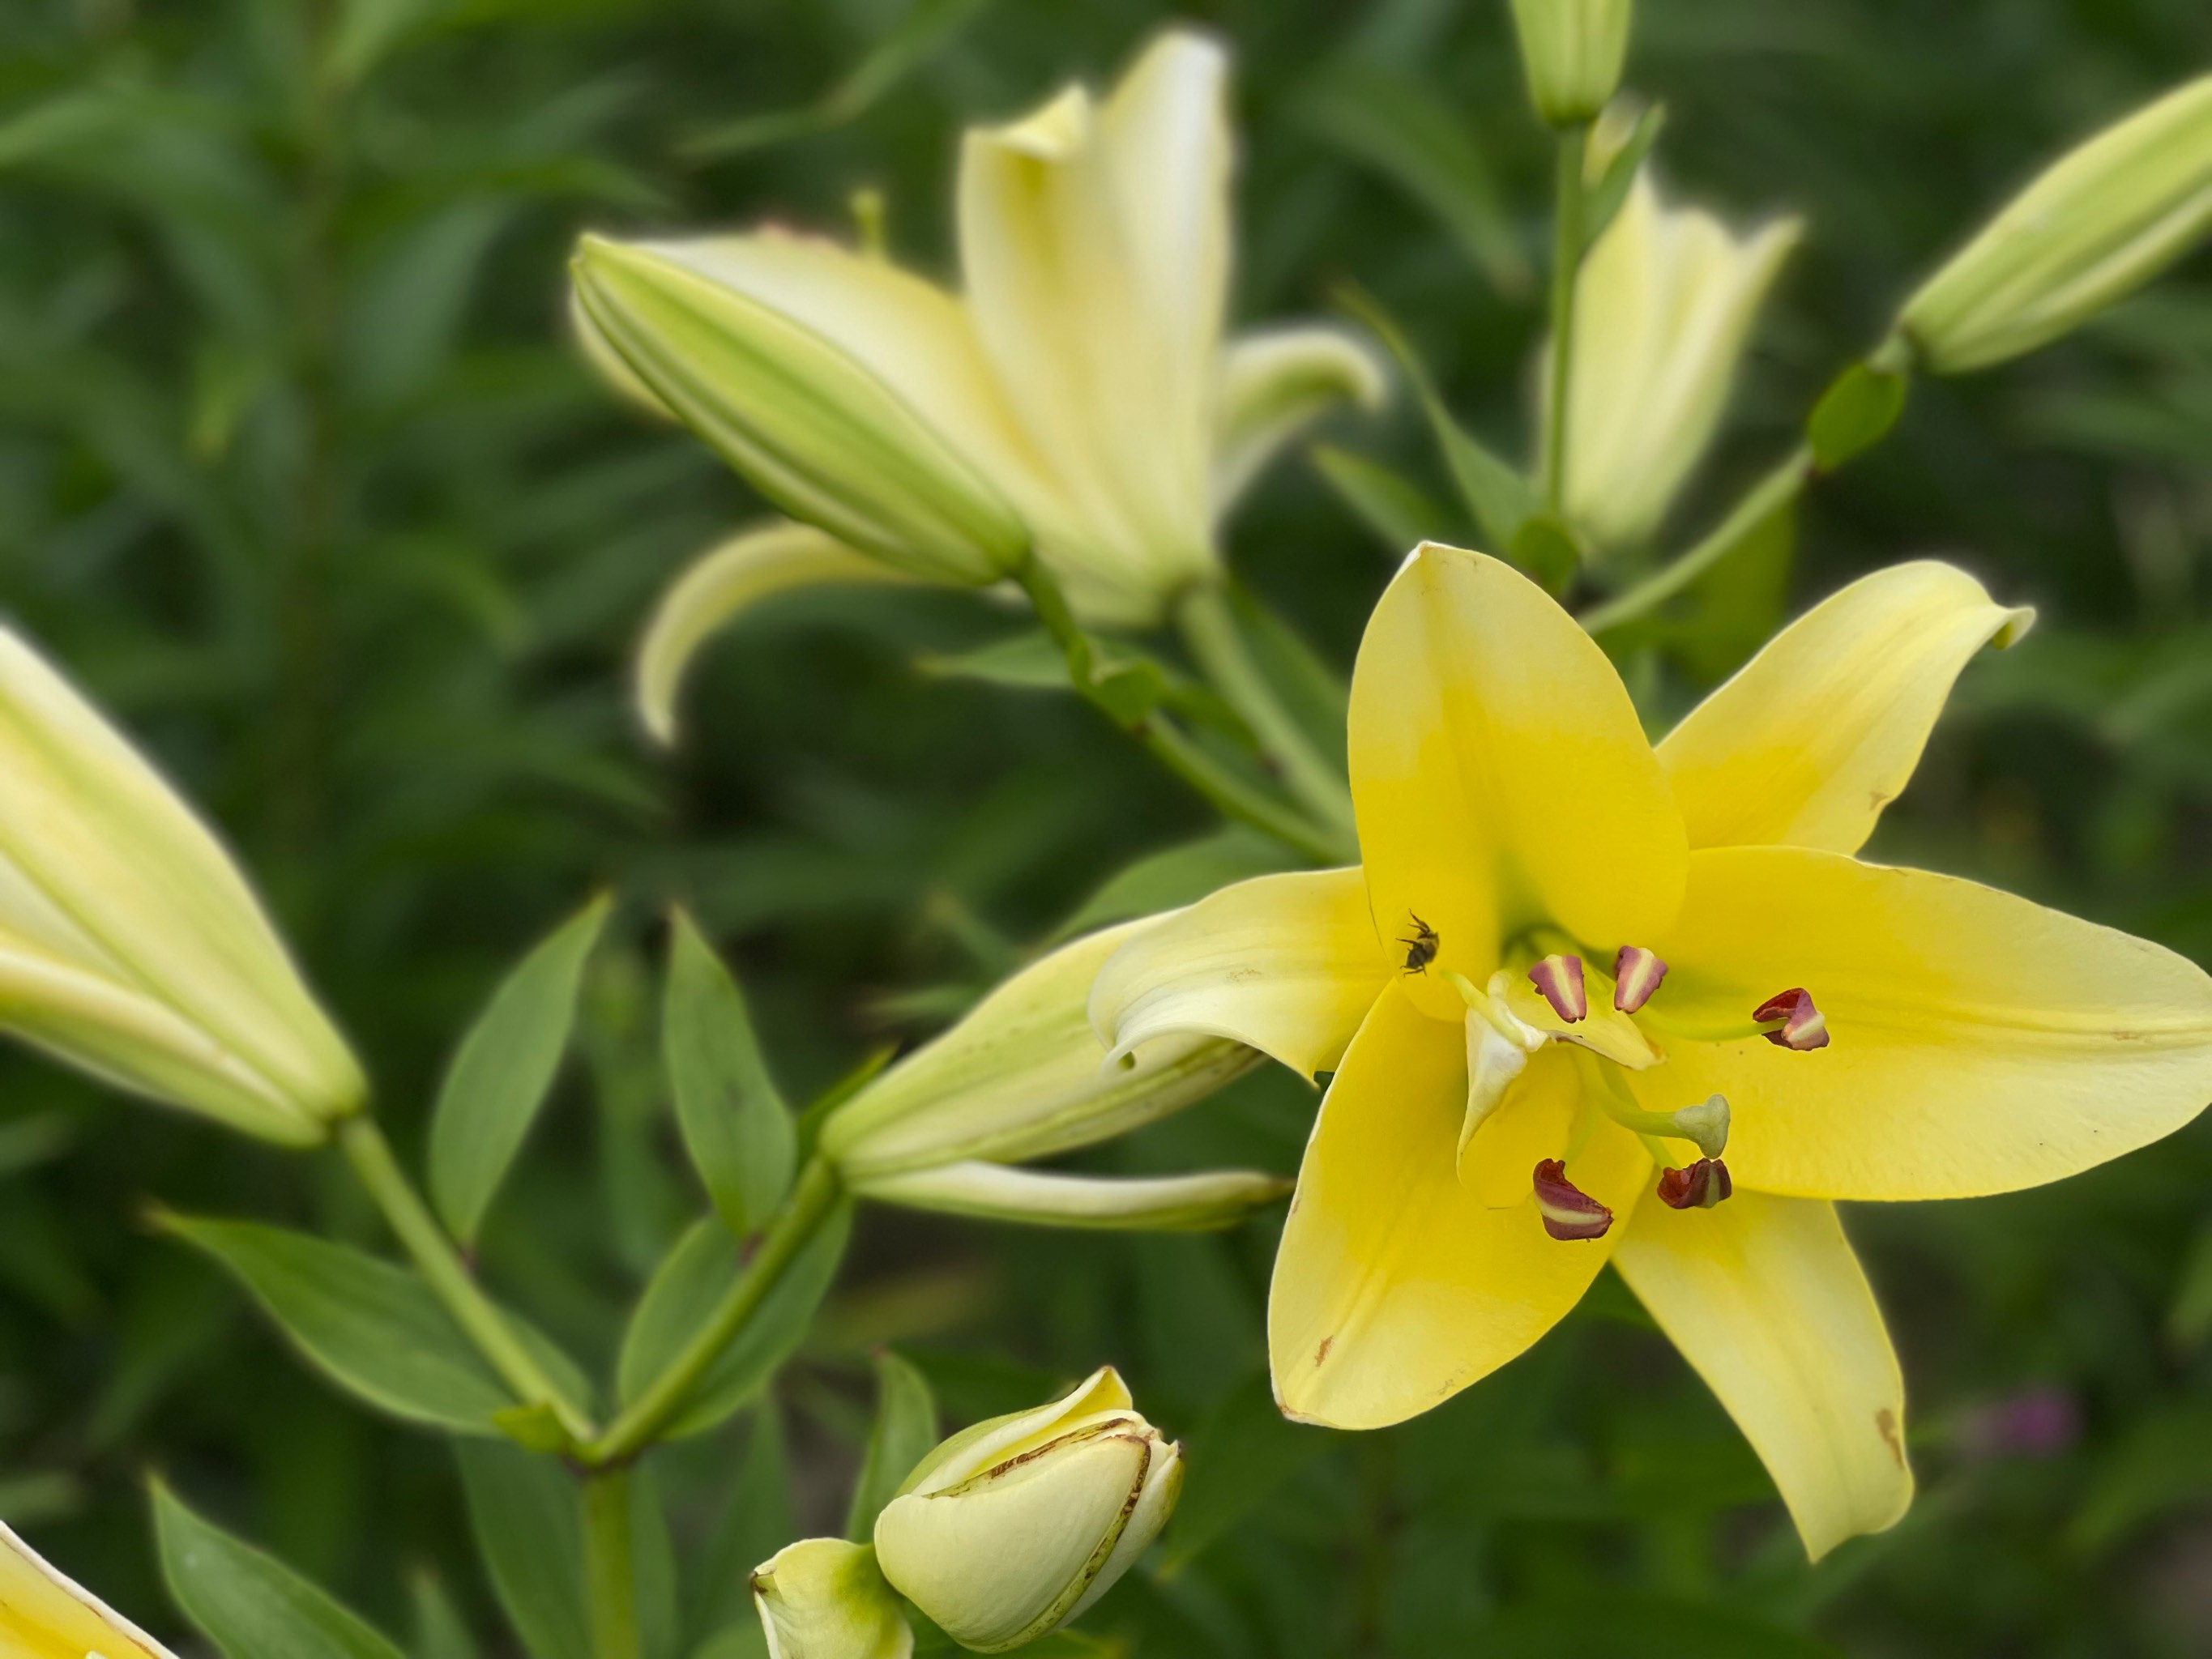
top-left (1013, 559), bottom-right (1350, 865)
top-left (582, 1469), bottom-right (643, 1659)
top-left (585, 1157), bottom-right (843, 1465)
top-left (1541, 125), bottom-right (1589, 515)
top-left (1174, 584), bottom-right (1356, 842)
top-left (1575, 446), bottom-right (1814, 637)
top-left (336, 1116), bottom-right (593, 1442)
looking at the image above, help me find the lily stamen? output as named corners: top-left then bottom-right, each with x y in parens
top-left (1528, 953), bottom-right (1587, 1021)
top-left (1612, 945), bottom-right (1668, 1013)
top-left (1656, 1158), bottom-right (1733, 1209)
top-left (1754, 987), bottom-right (1830, 1051)
top-left (1532, 1158), bottom-right (1612, 1240)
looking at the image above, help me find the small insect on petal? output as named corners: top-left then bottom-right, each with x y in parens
top-left (1655, 1158), bottom-right (1733, 1209)
top-left (1611, 945), bottom-right (1668, 1013)
top-left (1753, 987), bottom-right (1830, 1051)
top-left (1528, 954), bottom-right (1587, 1022)
top-left (1532, 1158), bottom-right (1612, 1240)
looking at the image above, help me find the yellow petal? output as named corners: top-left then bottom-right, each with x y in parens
top-left (1612, 1192), bottom-right (1912, 1560)
top-left (1659, 561), bottom-right (2035, 854)
top-left (1645, 847), bottom-right (2212, 1199)
top-left (822, 920), bottom-right (1258, 1180)
top-left (1560, 173), bottom-right (1801, 551)
top-left (1269, 983), bottom-right (1650, 1427)
top-left (1211, 324), bottom-right (1387, 513)
top-left (957, 31), bottom-right (1228, 615)
top-left (1348, 544), bottom-right (1686, 1022)
top-left (1087, 868), bottom-right (1388, 1081)
top-left (0, 1520), bottom-right (175, 1658)
top-left (635, 522), bottom-right (916, 746)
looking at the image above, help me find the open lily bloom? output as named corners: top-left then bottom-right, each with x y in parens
top-left (573, 28), bottom-right (1382, 740)
top-left (1, 1520), bottom-right (174, 1657)
top-left (1091, 544), bottom-right (2212, 1558)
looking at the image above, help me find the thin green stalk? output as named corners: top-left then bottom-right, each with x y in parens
top-left (1175, 584), bottom-right (1356, 842)
top-left (582, 1469), bottom-right (643, 1659)
top-left (1014, 559), bottom-right (1348, 864)
top-left (585, 1156), bottom-right (843, 1465)
top-left (1576, 446), bottom-right (1814, 637)
top-left (336, 1116), bottom-right (594, 1443)
top-left (1541, 124), bottom-right (1589, 514)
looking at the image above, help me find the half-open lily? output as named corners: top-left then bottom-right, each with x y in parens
top-left (1091, 543), bottom-right (2212, 1558)
top-left (571, 28), bottom-right (1383, 741)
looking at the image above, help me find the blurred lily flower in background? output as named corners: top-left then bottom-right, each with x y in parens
top-left (0, 630), bottom-right (364, 1145)
top-left (1, 1520), bottom-right (174, 1658)
top-left (1094, 547), bottom-right (2212, 1559)
top-left (570, 27), bottom-right (1384, 743)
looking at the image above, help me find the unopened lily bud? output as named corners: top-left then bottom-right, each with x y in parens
top-left (1753, 987), bottom-right (1830, 1051)
top-left (2, 1520), bottom-right (174, 1657)
top-left (751, 1538), bottom-right (914, 1659)
top-left (873, 1367), bottom-right (1181, 1652)
top-left (1899, 75), bottom-right (2212, 373)
top-left (0, 630), bottom-right (365, 1145)
top-left (1655, 1158), bottom-right (1732, 1209)
top-left (1509, 0), bottom-right (1633, 127)
top-left (570, 235), bottom-right (1029, 587)
top-left (1668, 1093), bottom-right (1730, 1159)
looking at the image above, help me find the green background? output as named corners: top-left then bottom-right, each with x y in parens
top-left (2, 0), bottom-right (2211, 1653)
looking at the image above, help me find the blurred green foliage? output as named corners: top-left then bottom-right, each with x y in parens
top-left (2, 0), bottom-right (2211, 1655)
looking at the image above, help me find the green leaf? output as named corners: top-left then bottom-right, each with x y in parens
top-left (1300, 62), bottom-right (1532, 296)
top-left (689, 1405), bottom-right (793, 1644)
top-left (1155, 1372), bottom-right (1330, 1574)
top-left (1807, 360), bottom-right (1910, 472)
top-left (153, 1479), bottom-right (408, 1659)
top-left (1507, 514), bottom-right (1582, 595)
top-left (156, 1213), bottom-right (513, 1434)
top-left (455, 1440), bottom-right (591, 1659)
top-left (1307, 441), bottom-right (1458, 554)
top-left (1052, 825), bottom-right (1301, 940)
top-left (616, 1210), bottom-right (853, 1440)
top-left (430, 895), bottom-right (613, 1246)
top-left (845, 1350), bottom-right (939, 1541)
top-left (916, 631), bottom-right (1070, 690)
top-left (1473, 1595), bottom-right (1840, 1657)
top-left (2070, 1401), bottom-right (2212, 1554)
top-left (664, 911), bottom-right (796, 1236)
top-left (408, 1569), bottom-right (482, 1659)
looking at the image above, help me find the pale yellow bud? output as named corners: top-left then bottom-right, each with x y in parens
top-left (1510, 0), bottom-right (1633, 127)
top-left (873, 1367), bottom-right (1182, 1652)
top-left (1, 1519), bottom-right (176, 1657)
top-left (750, 1538), bottom-right (913, 1659)
top-left (0, 630), bottom-right (364, 1145)
top-left (1901, 75), bottom-right (2212, 373)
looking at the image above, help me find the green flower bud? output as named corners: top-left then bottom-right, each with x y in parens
top-left (570, 235), bottom-right (1030, 587)
top-left (873, 1367), bottom-right (1182, 1653)
top-left (1510, 0), bottom-right (1633, 127)
top-left (751, 1538), bottom-right (913, 1659)
top-left (1900, 75), bottom-right (2212, 373)
top-left (0, 629), bottom-right (365, 1145)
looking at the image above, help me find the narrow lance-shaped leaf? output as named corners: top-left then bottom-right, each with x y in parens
top-left (152, 1479), bottom-right (408, 1659)
top-left (455, 1440), bottom-right (591, 1659)
top-left (664, 910), bottom-right (796, 1235)
top-left (846, 1350), bottom-right (939, 1542)
top-left (429, 895), bottom-right (612, 1246)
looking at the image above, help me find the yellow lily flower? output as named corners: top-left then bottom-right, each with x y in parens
top-left (1091, 544), bottom-right (2212, 1558)
top-left (1, 1519), bottom-right (175, 1657)
top-left (573, 28), bottom-right (1382, 739)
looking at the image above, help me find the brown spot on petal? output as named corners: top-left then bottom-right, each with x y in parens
top-left (1315, 1336), bottom-right (1334, 1368)
top-left (1876, 1406), bottom-right (1903, 1468)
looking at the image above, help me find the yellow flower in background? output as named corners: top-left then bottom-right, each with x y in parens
top-left (1553, 169), bottom-right (1800, 552)
top-left (821, 919), bottom-right (1284, 1232)
top-left (875, 1367), bottom-right (1181, 1652)
top-left (1092, 544), bottom-right (2212, 1558)
top-left (1, 1520), bottom-right (174, 1657)
top-left (0, 629), bottom-right (365, 1145)
top-left (1901, 74), bottom-right (2212, 373)
top-left (572, 28), bottom-right (1384, 741)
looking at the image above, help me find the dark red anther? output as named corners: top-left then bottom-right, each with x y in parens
top-left (1532, 1158), bottom-right (1612, 1240)
top-left (1612, 945), bottom-right (1668, 1013)
top-left (1753, 987), bottom-right (1829, 1051)
top-left (1655, 1158), bottom-right (1733, 1209)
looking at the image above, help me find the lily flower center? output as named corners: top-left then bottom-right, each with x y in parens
top-left (1417, 921), bottom-right (1832, 1240)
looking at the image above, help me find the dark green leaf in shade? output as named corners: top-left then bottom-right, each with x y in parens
top-left (455, 1440), bottom-right (591, 1659)
top-left (430, 896), bottom-right (613, 1247)
top-left (152, 1479), bottom-right (408, 1659)
top-left (1307, 441), bottom-right (1460, 555)
top-left (1807, 361), bottom-right (1910, 472)
top-left (616, 1210), bottom-right (853, 1440)
top-left (688, 1405), bottom-right (794, 1645)
top-left (1054, 826), bottom-right (1301, 941)
top-left (1508, 514), bottom-right (1582, 595)
top-left (1155, 1372), bottom-right (1330, 1574)
top-left (664, 911), bottom-right (796, 1236)
top-left (845, 1349), bottom-right (940, 1541)
top-left (408, 1568), bottom-right (483, 1659)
